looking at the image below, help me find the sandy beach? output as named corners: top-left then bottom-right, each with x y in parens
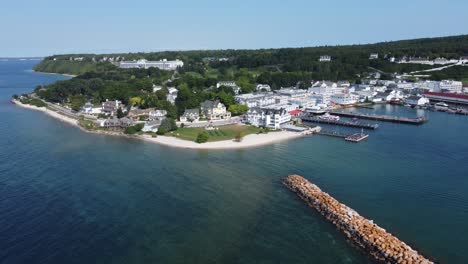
top-left (13, 100), bottom-right (310, 150)
top-left (139, 131), bottom-right (306, 150)
top-left (13, 100), bottom-right (78, 126)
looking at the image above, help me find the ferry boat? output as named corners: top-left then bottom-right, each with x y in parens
top-left (305, 106), bottom-right (326, 114)
top-left (318, 112), bottom-right (340, 121)
top-left (434, 102), bottom-right (449, 111)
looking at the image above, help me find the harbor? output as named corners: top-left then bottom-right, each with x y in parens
top-left (328, 111), bottom-right (428, 125)
top-left (283, 175), bottom-right (434, 264)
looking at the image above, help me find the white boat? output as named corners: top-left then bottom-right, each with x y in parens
top-left (305, 106), bottom-right (326, 114)
top-left (318, 112), bottom-right (340, 121)
top-left (434, 102), bottom-right (449, 111)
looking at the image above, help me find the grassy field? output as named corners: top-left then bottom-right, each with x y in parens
top-left (167, 125), bottom-right (264, 142)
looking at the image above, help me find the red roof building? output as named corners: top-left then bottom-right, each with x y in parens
top-left (289, 110), bottom-right (302, 116)
top-left (423, 92), bottom-right (468, 104)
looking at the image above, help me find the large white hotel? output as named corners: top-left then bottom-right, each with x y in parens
top-left (119, 59), bottom-right (184, 70)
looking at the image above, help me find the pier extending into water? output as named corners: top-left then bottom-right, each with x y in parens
top-left (328, 111), bottom-right (428, 125)
top-left (314, 130), bottom-right (369, 143)
top-left (283, 175), bottom-right (434, 264)
top-left (302, 117), bottom-right (379, 130)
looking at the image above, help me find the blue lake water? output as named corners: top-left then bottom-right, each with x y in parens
top-left (1, 60), bottom-right (468, 263)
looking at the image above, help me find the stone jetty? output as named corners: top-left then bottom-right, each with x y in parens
top-left (283, 175), bottom-right (434, 264)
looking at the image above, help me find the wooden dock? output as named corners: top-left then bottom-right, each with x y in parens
top-left (314, 130), bottom-right (369, 143)
top-left (328, 111), bottom-right (428, 125)
top-left (301, 117), bottom-right (379, 130)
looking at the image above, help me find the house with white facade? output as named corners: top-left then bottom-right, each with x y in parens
top-left (244, 107), bottom-right (291, 130)
top-left (149, 110), bottom-right (167, 121)
top-left (235, 93), bottom-right (276, 108)
top-left (319, 55), bottom-right (332, 62)
top-left (217, 81), bottom-right (242, 95)
top-left (256, 84), bottom-right (271, 92)
top-left (180, 109), bottom-right (200, 122)
top-left (200, 100), bottom-right (231, 120)
top-left (369, 53), bottom-right (379, 60)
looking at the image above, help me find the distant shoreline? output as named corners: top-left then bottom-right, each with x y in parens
top-left (12, 99), bottom-right (309, 150)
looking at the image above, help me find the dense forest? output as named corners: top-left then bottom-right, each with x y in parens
top-left (32, 34), bottom-right (468, 116)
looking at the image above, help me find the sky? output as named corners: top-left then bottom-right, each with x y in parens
top-left (1, 0), bottom-right (467, 57)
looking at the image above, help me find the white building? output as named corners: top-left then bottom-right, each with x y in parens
top-left (82, 102), bottom-right (102, 115)
top-left (217, 81), bottom-right (241, 95)
top-left (330, 93), bottom-right (358, 105)
top-left (244, 107), bottom-right (291, 129)
top-left (256, 84), bottom-right (271, 92)
top-left (369, 53), bottom-right (379, 60)
top-left (235, 93), bottom-right (276, 108)
top-left (119, 59), bottom-right (184, 70)
top-left (166, 87), bottom-right (178, 104)
top-left (319, 55), bottom-right (332, 62)
top-left (426, 80), bottom-right (463, 93)
top-left (149, 110), bottom-right (167, 121)
top-left (405, 96), bottom-right (429, 106)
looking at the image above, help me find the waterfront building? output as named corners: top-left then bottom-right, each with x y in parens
top-left (319, 55), bottom-right (332, 62)
top-left (426, 80), bottom-right (463, 93)
top-left (405, 96), bottom-right (429, 106)
top-left (423, 92), bottom-right (468, 105)
top-left (119, 59), bottom-right (184, 70)
top-left (244, 107), bottom-right (291, 129)
top-left (180, 109), bottom-right (200, 122)
top-left (102, 100), bottom-right (122, 116)
top-left (98, 117), bottom-right (134, 129)
top-left (142, 120), bottom-right (161, 133)
top-left (82, 102), bottom-right (102, 115)
top-left (200, 100), bottom-right (231, 120)
top-left (256, 84), bottom-right (271, 92)
top-left (330, 93), bottom-right (358, 105)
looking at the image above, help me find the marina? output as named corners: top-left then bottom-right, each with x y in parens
top-left (283, 175), bottom-right (434, 264)
top-left (328, 111), bottom-right (428, 125)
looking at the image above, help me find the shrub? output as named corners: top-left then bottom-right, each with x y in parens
top-left (195, 132), bottom-right (209, 143)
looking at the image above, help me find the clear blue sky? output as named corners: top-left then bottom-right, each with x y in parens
top-left (1, 0), bottom-right (467, 57)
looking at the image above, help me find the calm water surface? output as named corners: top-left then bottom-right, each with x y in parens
top-left (1, 60), bottom-right (468, 263)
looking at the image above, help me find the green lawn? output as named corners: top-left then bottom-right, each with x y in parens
top-left (168, 125), bottom-right (263, 142)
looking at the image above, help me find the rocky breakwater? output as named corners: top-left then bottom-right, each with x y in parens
top-left (283, 175), bottom-right (434, 264)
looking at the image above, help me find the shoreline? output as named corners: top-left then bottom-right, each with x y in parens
top-left (12, 99), bottom-right (310, 150)
top-left (32, 70), bottom-right (77, 78)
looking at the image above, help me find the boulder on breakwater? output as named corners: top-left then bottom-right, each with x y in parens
top-left (283, 175), bottom-right (434, 264)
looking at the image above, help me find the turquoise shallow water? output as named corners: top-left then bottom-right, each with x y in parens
top-left (1, 60), bottom-right (468, 264)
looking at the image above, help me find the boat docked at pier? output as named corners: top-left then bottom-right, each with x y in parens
top-left (318, 112), bottom-right (340, 121)
top-left (434, 102), bottom-right (449, 111)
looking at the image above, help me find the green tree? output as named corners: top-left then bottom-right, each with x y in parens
top-left (116, 107), bottom-right (125, 118)
top-left (195, 132), bottom-right (209, 143)
top-left (228, 104), bottom-right (249, 116)
top-left (70, 95), bottom-right (86, 111)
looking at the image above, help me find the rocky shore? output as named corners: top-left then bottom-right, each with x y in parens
top-left (283, 175), bottom-right (434, 264)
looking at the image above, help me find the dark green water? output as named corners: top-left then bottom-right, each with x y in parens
top-left (1, 60), bottom-right (468, 263)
